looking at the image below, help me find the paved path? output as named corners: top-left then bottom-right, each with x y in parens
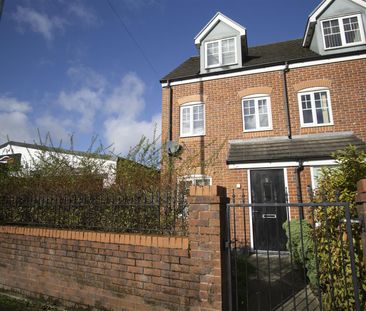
top-left (237, 253), bottom-right (320, 310)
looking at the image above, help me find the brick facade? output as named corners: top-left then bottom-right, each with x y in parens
top-left (0, 186), bottom-right (227, 311)
top-left (162, 58), bottom-right (366, 246)
top-left (163, 58), bottom-right (366, 192)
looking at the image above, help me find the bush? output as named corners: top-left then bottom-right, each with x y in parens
top-left (282, 219), bottom-right (317, 287)
top-left (314, 145), bottom-right (366, 310)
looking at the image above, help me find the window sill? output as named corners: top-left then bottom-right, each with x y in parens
top-left (243, 128), bottom-right (273, 133)
top-left (180, 133), bottom-right (206, 138)
top-left (205, 62), bottom-right (238, 69)
top-left (324, 42), bottom-right (365, 51)
top-left (300, 123), bottom-right (334, 128)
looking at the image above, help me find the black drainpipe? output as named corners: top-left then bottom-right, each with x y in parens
top-left (167, 80), bottom-right (173, 142)
top-left (295, 160), bottom-right (304, 219)
top-left (166, 80), bottom-right (173, 184)
top-left (282, 62), bottom-right (292, 139)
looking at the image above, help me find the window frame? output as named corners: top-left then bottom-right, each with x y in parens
top-left (204, 37), bottom-right (237, 69)
top-left (180, 102), bottom-right (205, 138)
top-left (310, 165), bottom-right (337, 190)
top-left (241, 94), bottom-right (273, 132)
top-left (320, 13), bottom-right (366, 50)
top-left (297, 87), bottom-right (334, 128)
top-left (178, 174), bottom-right (212, 187)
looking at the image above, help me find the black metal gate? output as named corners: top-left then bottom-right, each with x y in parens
top-left (224, 191), bottom-right (362, 311)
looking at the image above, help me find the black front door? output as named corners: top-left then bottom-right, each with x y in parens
top-left (250, 169), bottom-right (287, 251)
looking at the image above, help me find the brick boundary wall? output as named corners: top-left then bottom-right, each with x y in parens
top-left (0, 186), bottom-right (227, 311)
top-left (356, 179), bottom-right (366, 267)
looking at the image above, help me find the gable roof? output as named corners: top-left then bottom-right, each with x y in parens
top-left (161, 39), bottom-right (319, 82)
top-left (194, 12), bottom-right (246, 45)
top-left (303, 0), bottom-right (366, 47)
top-left (227, 132), bottom-right (366, 164)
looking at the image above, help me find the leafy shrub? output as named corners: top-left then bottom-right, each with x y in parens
top-left (314, 145), bottom-right (366, 310)
top-left (282, 219), bottom-right (317, 287)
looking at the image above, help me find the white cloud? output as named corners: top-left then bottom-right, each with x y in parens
top-left (58, 88), bottom-right (103, 133)
top-left (105, 73), bottom-right (145, 117)
top-left (0, 96), bottom-right (31, 113)
top-left (12, 2), bottom-right (99, 42)
top-left (0, 71), bottom-right (160, 156)
top-left (0, 97), bottom-right (33, 142)
top-left (12, 6), bottom-right (67, 41)
top-left (68, 2), bottom-right (99, 26)
top-left (104, 113), bottom-right (161, 155)
top-left (35, 115), bottom-right (73, 144)
top-left (67, 66), bottom-right (106, 90)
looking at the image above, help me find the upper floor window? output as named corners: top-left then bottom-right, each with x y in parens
top-left (242, 95), bottom-right (272, 132)
top-left (321, 14), bottom-right (365, 49)
top-left (205, 37), bottom-right (237, 68)
top-left (180, 102), bottom-right (205, 137)
top-left (298, 88), bottom-right (333, 127)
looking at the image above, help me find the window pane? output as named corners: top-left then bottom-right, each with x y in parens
top-left (181, 107), bottom-right (191, 134)
top-left (222, 38), bottom-right (236, 65)
top-left (207, 42), bottom-right (219, 66)
top-left (244, 115), bottom-right (256, 130)
top-left (258, 99), bottom-right (268, 113)
top-left (314, 92), bottom-right (330, 124)
top-left (343, 16), bottom-right (361, 43)
top-left (303, 110), bottom-right (313, 124)
top-left (193, 105), bottom-right (204, 134)
top-left (259, 114), bottom-right (269, 127)
top-left (323, 19), bottom-right (342, 48)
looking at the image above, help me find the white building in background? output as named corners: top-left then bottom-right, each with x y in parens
top-left (0, 141), bottom-right (117, 186)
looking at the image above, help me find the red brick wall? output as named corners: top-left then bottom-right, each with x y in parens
top-left (0, 186), bottom-right (226, 311)
top-left (162, 58), bottom-right (366, 247)
top-left (162, 58), bottom-right (366, 193)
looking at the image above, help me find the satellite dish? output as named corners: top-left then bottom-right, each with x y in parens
top-left (166, 141), bottom-right (181, 156)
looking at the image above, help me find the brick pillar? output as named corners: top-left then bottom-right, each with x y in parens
top-left (356, 179), bottom-right (366, 267)
top-left (187, 185), bottom-right (228, 311)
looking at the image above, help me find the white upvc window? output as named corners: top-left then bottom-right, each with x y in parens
top-left (242, 94), bottom-right (272, 132)
top-left (180, 102), bottom-right (205, 137)
top-left (321, 14), bottom-right (366, 49)
top-left (179, 175), bottom-right (212, 187)
top-left (311, 165), bottom-right (337, 190)
top-left (205, 37), bottom-right (237, 68)
top-left (298, 88), bottom-right (333, 127)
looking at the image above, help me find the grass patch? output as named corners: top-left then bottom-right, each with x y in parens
top-left (0, 292), bottom-right (95, 311)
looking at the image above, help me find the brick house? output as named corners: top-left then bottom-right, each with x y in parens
top-left (161, 0), bottom-right (366, 250)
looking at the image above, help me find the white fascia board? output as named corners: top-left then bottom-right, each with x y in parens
top-left (194, 12), bottom-right (246, 45)
top-left (303, 159), bottom-right (338, 166)
top-left (229, 162), bottom-right (299, 169)
top-left (161, 53), bottom-right (366, 88)
top-left (228, 160), bottom-right (339, 169)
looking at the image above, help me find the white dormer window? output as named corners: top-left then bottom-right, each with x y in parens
top-left (321, 14), bottom-right (365, 49)
top-left (205, 37), bottom-right (237, 68)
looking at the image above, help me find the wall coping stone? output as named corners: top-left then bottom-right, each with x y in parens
top-left (0, 226), bottom-right (188, 249)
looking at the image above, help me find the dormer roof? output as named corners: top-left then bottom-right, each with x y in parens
top-left (303, 0), bottom-right (366, 47)
top-left (194, 12), bottom-right (246, 45)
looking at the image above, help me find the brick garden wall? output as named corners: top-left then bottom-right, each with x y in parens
top-left (0, 186), bottom-right (227, 311)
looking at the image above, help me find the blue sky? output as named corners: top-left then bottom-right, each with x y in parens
top-left (0, 0), bottom-right (321, 155)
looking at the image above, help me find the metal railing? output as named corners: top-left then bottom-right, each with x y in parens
top-left (0, 191), bottom-right (188, 236)
top-left (224, 191), bottom-right (362, 311)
